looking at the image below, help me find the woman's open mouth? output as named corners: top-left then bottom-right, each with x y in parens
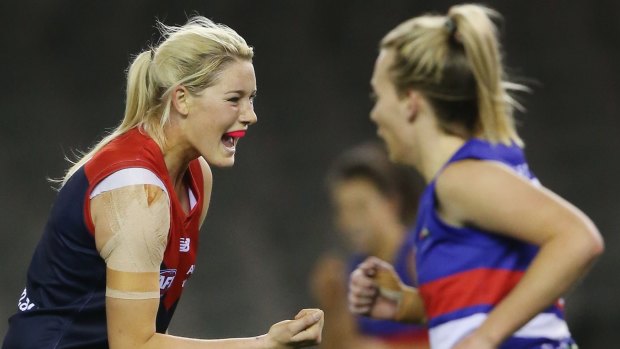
top-left (221, 130), bottom-right (246, 151)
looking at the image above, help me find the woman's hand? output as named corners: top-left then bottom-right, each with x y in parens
top-left (348, 257), bottom-right (426, 323)
top-left (348, 257), bottom-right (402, 320)
top-left (262, 309), bottom-right (324, 348)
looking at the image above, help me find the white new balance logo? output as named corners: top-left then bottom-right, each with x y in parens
top-left (180, 237), bottom-right (191, 252)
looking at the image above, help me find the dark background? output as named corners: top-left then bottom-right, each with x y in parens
top-left (1, 0), bottom-right (618, 347)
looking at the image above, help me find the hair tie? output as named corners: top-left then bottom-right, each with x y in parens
top-left (445, 17), bottom-right (456, 35)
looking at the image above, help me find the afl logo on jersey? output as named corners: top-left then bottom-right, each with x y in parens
top-left (159, 269), bottom-right (177, 294)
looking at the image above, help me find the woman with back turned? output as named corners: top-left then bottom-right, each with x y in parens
top-left (3, 16), bottom-right (323, 349)
top-left (348, 4), bottom-right (603, 349)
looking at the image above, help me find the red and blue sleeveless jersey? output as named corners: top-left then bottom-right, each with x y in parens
top-left (413, 139), bottom-right (575, 349)
top-left (3, 128), bottom-right (204, 349)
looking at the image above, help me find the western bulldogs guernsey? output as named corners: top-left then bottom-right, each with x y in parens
top-left (3, 127), bottom-right (204, 349)
top-left (414, 139), bottom-right (575, 349)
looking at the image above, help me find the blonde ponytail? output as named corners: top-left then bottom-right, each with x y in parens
top-left (123, 50), bottom-right (159, 141)
top-left (381, 4), bottom-right (526, 146)
top-left (60, 17), bottom-right (253, 185)
top-left (448, 4), bottom-right (525, 146)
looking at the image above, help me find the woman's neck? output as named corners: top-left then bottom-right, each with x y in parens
top-left (417, 134), bottom-right (466, 182)
top-left (159, 124), bottom-right (197, 190)
top-left (411, 112), bottom-right (468, 182)
top-left (160, 138), bottom-right (196, 215)
top-left (163, 144), bottom-right (194, 188)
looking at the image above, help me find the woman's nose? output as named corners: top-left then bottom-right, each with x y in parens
top-left (240, 105), bottom-right (258, 126)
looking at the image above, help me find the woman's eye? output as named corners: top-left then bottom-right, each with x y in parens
top-left (227, 96), bottom-right (240, 103)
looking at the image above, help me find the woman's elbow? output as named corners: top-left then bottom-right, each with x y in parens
top-left (587, 228), bottom-right (605, 258)
top-left (577, 222), bottom-right (604, 262)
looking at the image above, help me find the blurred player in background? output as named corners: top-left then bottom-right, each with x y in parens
top-left (3, 16), bottom-right (323, 349)
top-left (311, 142), bottom-right (428, 349)
top-left (348, 4), bottom-right (603, 349)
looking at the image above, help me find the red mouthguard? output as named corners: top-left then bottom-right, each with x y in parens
top-left (225, 130), bottom-right (246, 138)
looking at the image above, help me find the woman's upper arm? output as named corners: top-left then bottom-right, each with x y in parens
top-left (198, 157), bottom-right (213, 227)
top-left (435, 160), bottom-right (600, 246)
top-left (90, 184), bottom-right (170, 348)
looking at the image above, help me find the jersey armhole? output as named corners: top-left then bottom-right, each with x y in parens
top-left (85, 168), bottom-right (170, 236)
top-left (90, 168), bottom-right (169, 199)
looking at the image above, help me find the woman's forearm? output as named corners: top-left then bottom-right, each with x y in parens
top-left (474, 227), bottom-right (603, 345)
top-left (141, 333), bottom-right (269, 349)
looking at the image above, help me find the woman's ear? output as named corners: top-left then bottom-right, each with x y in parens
top-left (171, 86), bottom-right (190, 116)
top-left (405, 90), bottom-right (420, 123)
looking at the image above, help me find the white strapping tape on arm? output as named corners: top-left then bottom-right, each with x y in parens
top-left (91, 171), bottom-right (171, 300)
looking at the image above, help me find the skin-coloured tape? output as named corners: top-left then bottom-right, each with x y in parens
top-left (106, 287), bottom-right (160, 300)
top-left (94, 184), bottom-right (170, 274)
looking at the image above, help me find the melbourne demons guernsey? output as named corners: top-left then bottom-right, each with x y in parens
top-left (413, 139), bottom-right (575, 349)
top-left (3, 127), bottom-right (204, 349)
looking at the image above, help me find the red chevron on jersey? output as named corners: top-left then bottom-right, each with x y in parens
top-left (419, 268), bottom-right (524, 319)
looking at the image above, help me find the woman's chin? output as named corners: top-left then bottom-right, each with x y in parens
top-left (207, 160), bottom-right (233, 168)
top-left (199, 150), bottom-right (235, 167)
top-left (210, 156), bottom-right (235, 168)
